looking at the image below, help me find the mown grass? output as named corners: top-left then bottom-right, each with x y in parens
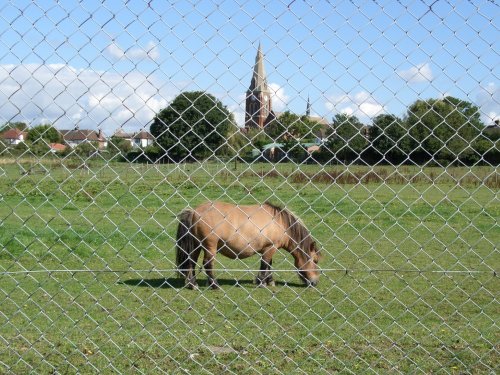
top-left (0, 159), bottom-right (498, 373)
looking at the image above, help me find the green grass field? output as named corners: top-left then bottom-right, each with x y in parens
top-left (1, 159), bottom-right (498, 373)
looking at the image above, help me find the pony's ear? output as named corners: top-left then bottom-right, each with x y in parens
top-left (310, 241), bottom-right (323, 257)
top-left (309, 241), bottom-right (317, 252)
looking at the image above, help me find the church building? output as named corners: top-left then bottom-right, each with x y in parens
top-left (245, 44), bottom-right (272, 130)
top-left (244, 44), bottom-right (330, 137)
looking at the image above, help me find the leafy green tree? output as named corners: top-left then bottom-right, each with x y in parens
top-left (150, 91), bottom-right (234, 161)
top-left (225, 127), bottom-right (272, 160)
top-left (370, 114), bottom-right (409, 163)
top-left (75, 141), bottom-right (99, 157)
top-left (29, 142), bottom-right (51, 156)
top-left (483, 121), bottom-right (500, 141)
top-left (108, 136), bottom-right (133, 157)
top-left (484, 139), bottom-right (500, 165)
top-left (14, 142), bottom-right (28, 153)
top-left (282, 140), bottom-right (308, 163)
top-left (246, 128), bottom-right (272, 150)
top-left (27, 124), bottom-right (62, 145)
top-left (472, 138), bottom-right (499, 165)
top-left (322, 113), bottom-right (368, 164)
top-left (141, 143), bottom-right (162, 162)
top-left (405, 96), bottom-right (483, 164)
top-left (225, 127), bottom-right (251, 159)
top-left (0, 122), bottom-right (28, 132)
top-left (302, 117), bottom-right (325, 141)
top-left (265, 111), bottom-right (301, 141)
top-left (266, 111), bottom-right (321, 142)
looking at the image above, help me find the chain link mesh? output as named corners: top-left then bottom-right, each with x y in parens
top-left (0, 1), bottom-right (498, 373)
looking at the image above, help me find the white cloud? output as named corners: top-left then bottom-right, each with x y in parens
top-left (476, 82), bottom-right (499, 124)
top-left (225, 93), bottom-right (246, 128)
top-left (325, 91), bottom-right (385, 121)
top-left (106, 44), bottom-right (125, 59)
top-left (106, 41), bottom-right (160, 61)
top-left (0, 63), bottom-right (177, 134)
top-left (269, 82), bottom-right (289, 111)
top-left (229, 105), bottom-right (245, 128)
top-left (398, 63), bottom-right (433, 83)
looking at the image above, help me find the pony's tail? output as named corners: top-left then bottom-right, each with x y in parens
top-left (176, 209), bottom-right (199, 278)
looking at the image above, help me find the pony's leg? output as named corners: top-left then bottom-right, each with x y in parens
top-left (185, 246), bottom-right (201, 290)
top-left (256, 258), bottom-right (274, 287)
top-left (203, 245), bottom-right (220, 289)
top-left (256, 246), bottom-right (277, 287)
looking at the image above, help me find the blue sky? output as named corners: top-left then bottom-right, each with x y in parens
top-left (0, 0), bottom-right (498, 134)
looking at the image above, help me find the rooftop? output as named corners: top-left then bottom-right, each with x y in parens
top-left (1, 128), bottom-right (27, 139)
top-left (60, 129), bottom-right (105, 141)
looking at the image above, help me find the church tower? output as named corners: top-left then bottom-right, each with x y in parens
top-left (245, 44), bottom-right (272, 130)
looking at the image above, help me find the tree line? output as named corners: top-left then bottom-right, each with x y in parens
top-left (146, 92), bottom-right (498, 166)
top-left (1, 92), bottom-right (498, 166)
top-left (316, 97), bottom-right (499, 166)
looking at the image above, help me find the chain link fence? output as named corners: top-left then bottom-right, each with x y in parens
top-left (0, 1), bottom-right (498, 373)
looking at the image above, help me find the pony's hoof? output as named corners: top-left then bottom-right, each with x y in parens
top-left (186, 283), bottom-right (199, 290)
top-left (255, 278), bottom-right (265, 288)
top-left (255, 278), bottom-right (274, 288)
top-left (209, 282), bottom-right (220, 290)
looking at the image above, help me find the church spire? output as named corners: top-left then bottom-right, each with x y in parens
top-left (306, 95), bottom-right (311, 117)
top-left (245, 44), bottom-right (272, 129)
top-left (249, 43), bottom-right (270, 94)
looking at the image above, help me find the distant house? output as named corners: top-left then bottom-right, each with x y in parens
top-left (49, 143), bottom-right (67, 153)
top-left (1, 128), bottom-right (28, 145)
top-left (133, 131), bottom-right (155, 148)
top-left (111, 130), bottom-right (133, 144)
top-left (112, 130), bottom-right (155, 148)
top-left (60, 129), bottom-right (107, 149)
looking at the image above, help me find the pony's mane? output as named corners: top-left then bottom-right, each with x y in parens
top-left (264, 202), bottom-right (315, 255)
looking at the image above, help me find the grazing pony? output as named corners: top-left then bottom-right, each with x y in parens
top-left (176, 201), bottom-right (320, 289)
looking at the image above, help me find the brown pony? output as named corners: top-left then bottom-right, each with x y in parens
top-left (176, 201), bottom-right (320, 289)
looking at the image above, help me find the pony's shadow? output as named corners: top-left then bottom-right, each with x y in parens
top-left (120, 277), bottom-right (305, 289)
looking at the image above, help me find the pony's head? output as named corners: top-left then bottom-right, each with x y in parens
top-left (266, 202), bottom-right (321, 286)
top-left (293, 238), bottom-right (320, 287)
